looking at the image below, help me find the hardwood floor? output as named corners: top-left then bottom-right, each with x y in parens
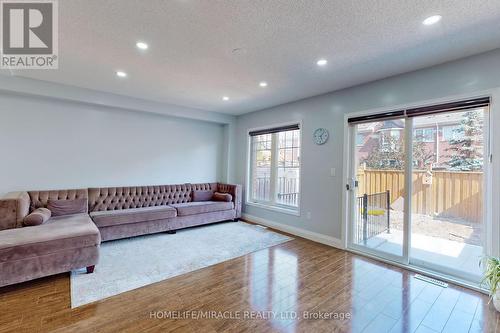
top-left (0, 230), bottom-right (498, 333)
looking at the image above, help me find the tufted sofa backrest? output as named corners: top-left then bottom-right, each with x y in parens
top-left (28, 189), bottom-right (88, 213)
top-left (88, 183), bottom-right (217, 212)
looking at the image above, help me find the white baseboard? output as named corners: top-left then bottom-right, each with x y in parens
top-left (242, 213), bottom-right (344, 250)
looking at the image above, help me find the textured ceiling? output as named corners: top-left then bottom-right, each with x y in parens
top-left (4, 0), bottom-right (500, 115)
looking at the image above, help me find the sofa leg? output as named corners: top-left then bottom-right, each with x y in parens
top-left (86, 265), bottom-right (95, 274)
top-left (166, 230), bottom-right (176, 234)
top-left (233, 218), bottom-right (239, 222)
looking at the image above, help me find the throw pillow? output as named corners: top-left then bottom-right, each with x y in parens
top-left (23, 208), bottom-right (51, 226)
top-left (212, 192), bottom-right (233, 202)
top-left (47, 198), bottom-right (87, 216)
top-left (192, 190), bottom-right (213, 202)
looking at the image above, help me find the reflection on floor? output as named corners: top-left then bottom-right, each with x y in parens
top-left (365, 230), bottom-right (483, 278)
top-left (0, 229), bottom-right (498, 332)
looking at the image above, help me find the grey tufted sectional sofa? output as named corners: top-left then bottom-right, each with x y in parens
top-left (0, 182), bottom-right (241, 287)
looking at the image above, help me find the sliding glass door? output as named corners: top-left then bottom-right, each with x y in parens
top-left (409, 108), bottom-right (487, 281)
top-left (348, 118), bottom-right (407, 262)
top-left (347, 98), bottom-right (489, 283)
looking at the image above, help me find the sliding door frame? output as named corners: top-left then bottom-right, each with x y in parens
top-left (403, 117), bottom-right (413, 265)
top-left (346, 116), bottom-right (410, 264)
top-left (342, 91), bottom-right (497, 288)
top-left (406, 107), bottom-right (490, 283)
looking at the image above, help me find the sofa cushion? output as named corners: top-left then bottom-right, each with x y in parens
top-left (0, 214), bottom-right (100, 263)
top-left (88, 183), bottom-right (217, 212)
top-left (47, 198), bottom-right (87, 216)
top-left (192, 190), bottom-right (213, 202)
top-left (23, 208), bottom-right (51, 226)
top-left (90, 205), bottom-right (177, 228)
top-left (29, 189), bottom-right (88, 212)
top-left (171, 201), bottom-right (234, 216)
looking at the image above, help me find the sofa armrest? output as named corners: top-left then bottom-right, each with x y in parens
top-left (0, 191), bottom-right (30, 230)
top-left (217, 183), bottom-right (242, 218)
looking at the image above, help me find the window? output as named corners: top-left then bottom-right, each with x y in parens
top-left (379, 130), bottom-right (401, 151)
top-left (380, 130), bottom-right (401, 143)
top-left (414, 128), bottom-right (435, 142)
top-left (248, 124), bottom-right (301, 211)
top-left (442, 125), bottom-right (463, 141)
top-left (250, 133), bottom-right (272, 202)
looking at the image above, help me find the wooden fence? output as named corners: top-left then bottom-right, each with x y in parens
top-left (357, 169), bottom-right (483, 223)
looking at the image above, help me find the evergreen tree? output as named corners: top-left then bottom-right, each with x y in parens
top-left (446, 111), bottom-right (484, 171)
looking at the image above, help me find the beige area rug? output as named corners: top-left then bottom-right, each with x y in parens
top-left (70, 221), bottom-right (292, 308)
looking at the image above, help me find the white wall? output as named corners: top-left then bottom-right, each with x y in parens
top-left (233, 48), bottom-right (500, 245)
top-left (0, 92), bottom-right (226, 195)
top-left (0, 75), bottom-right (234, 125)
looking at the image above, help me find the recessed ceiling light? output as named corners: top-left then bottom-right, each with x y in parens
top-left (222, 96), bottom-right (229, 101)
top-left (316, 59), bottom-right (328, 66)
top-left (136, 41), bottom-right (148, 50)
top-left (116, 71), bottom-right (127, 78)
top-left (259, 81), bottom-right (268, 87)
top-left (423, 15), bottom-right (442, 26)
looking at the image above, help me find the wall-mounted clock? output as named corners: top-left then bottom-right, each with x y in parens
top-left (313, 128), bottom-right (329, 145)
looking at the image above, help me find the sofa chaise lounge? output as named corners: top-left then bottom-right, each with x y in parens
top-left (0, 182), bottom-right (241, 287)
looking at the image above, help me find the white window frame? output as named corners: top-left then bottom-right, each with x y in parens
top-left (246, 121), bottom-right (302, 216)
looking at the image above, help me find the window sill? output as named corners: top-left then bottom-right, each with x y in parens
top-left (245, 201), bottom-right (300, 216)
